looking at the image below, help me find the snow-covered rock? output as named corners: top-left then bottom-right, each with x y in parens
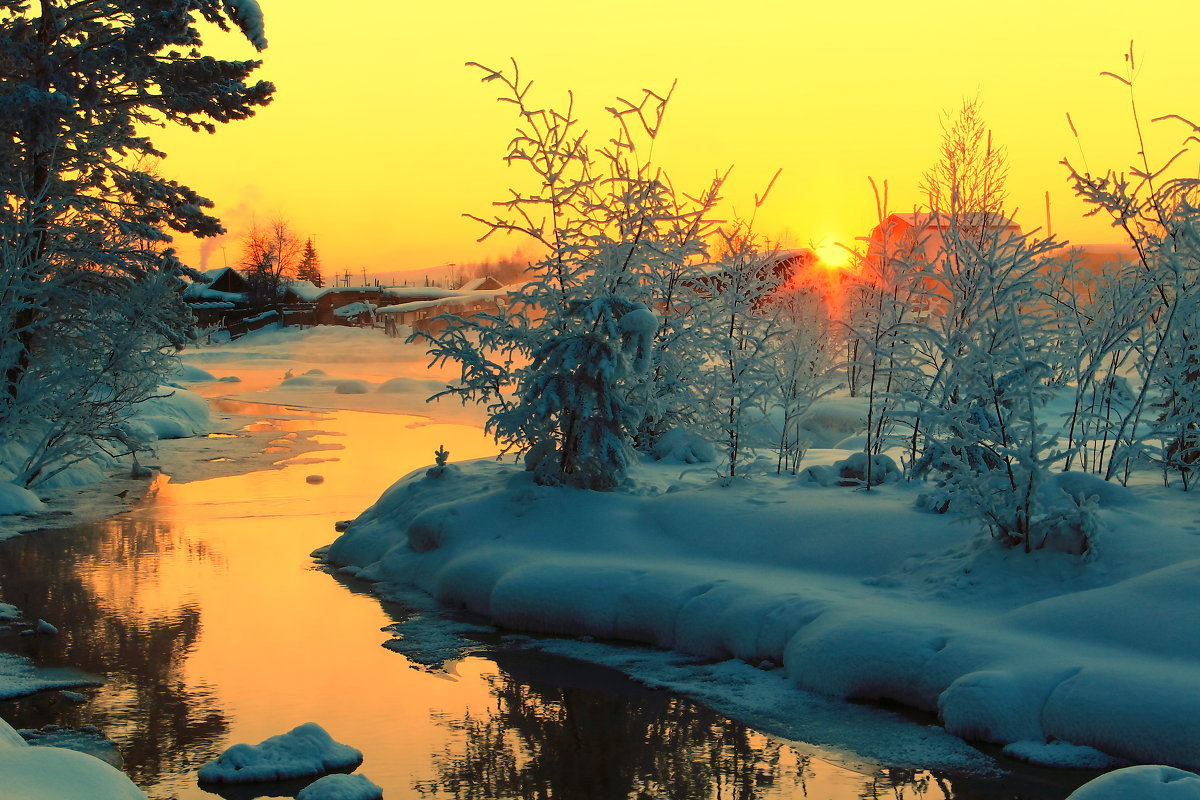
top-left (296, 772), bottom-right (383, 800)
top-left (197, 723), bottom-right (363, 784)
top-left (1066, 765), bottom-right (1200, 799)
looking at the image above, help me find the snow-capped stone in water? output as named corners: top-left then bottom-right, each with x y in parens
top-left (34, 619), bottom-right (56, 635)
top-left (197, 722), bottom-right (363, 784)
top-left (334, 379), bottom-right (369, 395)
top-left (296, 772), bottom-right (383, 800)
top-left (1066, 765), bottom-right (1200, 799)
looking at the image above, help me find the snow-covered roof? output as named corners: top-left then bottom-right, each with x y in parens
top-left (381, 286), bottom-right (461, 300)
top-left (888, 211), bottom-right (1021, 230)
top-left (279, 280), bottom-right (324, 302)
top-left (183, 285), bottom-right (247, 303)
top-left (457, 276), bottom-right (504, 292)
top-left (332, 301), bottom-right (377, 318)
top-left (375, 289), bottom-right (509, 315)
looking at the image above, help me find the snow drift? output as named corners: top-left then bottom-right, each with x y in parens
top-left (325, 455), bottom-right (1200, 771)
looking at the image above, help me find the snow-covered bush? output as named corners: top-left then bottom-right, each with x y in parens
top-left (690, 225), bottom-right (790, 477)
top-left (421, 63), bottom-right (725, 490)
top-left (1064, 48), bottom-right (1200, 488)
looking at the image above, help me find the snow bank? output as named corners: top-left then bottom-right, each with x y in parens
top-left (326, 454), bottom-right (1200, 771)
top-left (0, 482), bottom-right (44, 515)
top-left (1066, 765), bottom-right (1200, 799)
top-left (297, 773), bottom-right (383, 800)
top-left (198, 722), bottom-right (363, 784)
top-left (0, 717), bottom-right (146, 800)
top-left (128, 386), bottom-right (210, 440)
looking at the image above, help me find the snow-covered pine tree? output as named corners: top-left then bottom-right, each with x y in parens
top-left (420, 62), bottom-right (721, 490)
top-left (297, 237), bottom-right (324, 287)
top-left (0, 0), bottom-right (273, 484)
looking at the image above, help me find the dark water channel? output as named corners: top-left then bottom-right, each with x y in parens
top-left (0, 405), bottom-right (1090, 799)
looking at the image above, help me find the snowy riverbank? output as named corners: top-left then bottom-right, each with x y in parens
top-left (324, 446), bottom-right (1200, 774)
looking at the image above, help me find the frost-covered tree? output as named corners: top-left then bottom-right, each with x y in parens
top-left (841, 180), bottom-right (925, 485)
top-left (421, 62), bottom-right (723, 490)
top-left (688, 225), bottom-right (790, 477)
top-left (921, 96), bottom-right (1008, 224)
top-left (906, 221), bottom-right (1080, 551)
top-left (0, 0), bottom-right (273, 484)
top-left (1064, 48), bottom-right (1200, 488)
top-left (764, 272), bottom-right (834, 474)
top-left (296, 237), bottom-right (323, 287)
top-left (883, 101), bottom-right (1101, 550)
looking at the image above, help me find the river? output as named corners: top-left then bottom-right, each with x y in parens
top-left (0, 401), bottom-right (1089, 799)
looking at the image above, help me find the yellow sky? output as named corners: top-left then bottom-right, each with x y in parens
top-left (153, 0), bottom-right (1200, 277)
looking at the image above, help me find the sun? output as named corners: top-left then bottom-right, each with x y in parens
top-left (814, 239), bottom-right (851, 269)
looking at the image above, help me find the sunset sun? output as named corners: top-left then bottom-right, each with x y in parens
top-left (814, 239), bottom-right (852, 269)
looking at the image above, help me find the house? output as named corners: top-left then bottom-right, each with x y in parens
top-left (865, 211), bottom-right (1025, 267)
top-left (377, 287), bottom-right (513, 338)
top-left (689, 248), bottom-right (818, 309)
top-left (182, 267), bottom-right (255, 329)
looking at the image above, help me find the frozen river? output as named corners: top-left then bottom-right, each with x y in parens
top-left (0, 400), bottom-right (1087, 799)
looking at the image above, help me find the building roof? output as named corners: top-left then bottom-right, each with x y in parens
top-left (887, 211), bottom-right (1021, 230)
top-left (375, 288), bottom-right (510, 315)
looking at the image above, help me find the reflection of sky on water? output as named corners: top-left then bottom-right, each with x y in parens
top-left (0, 408), bottom-right (1085, 799)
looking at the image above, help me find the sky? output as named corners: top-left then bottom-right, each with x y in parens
top-left (153, 0), bottom-right (1200, 279)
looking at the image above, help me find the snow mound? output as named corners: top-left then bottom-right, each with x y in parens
top-left (0, 482), bottom-right (45, 516)
top-left (167, 363), bottom-right (217, 383)
top-left (1066, 765), bottom-right (1200, 799)
top-left (0, 722), bottom-right (147, 800)
top-left (334, 380), bottom-right (369, 395)
top-left (794, 399), bottom-right (867, 447)
top-left (1002, 739), bottom-right (1124, 768)
top-left (297, 772), bottom-right (383, 800)
top-left (197, 722), bottom-right (363, 784)
top-left (325, 453), bottom-right (1200, 771)
top-left (651, 428), bottom-right (715, 464)
top-left (129, 387), bottom-right (210, 440)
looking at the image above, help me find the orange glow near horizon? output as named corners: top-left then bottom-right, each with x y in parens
top-left (148, 1), bottom-right (1200, 280)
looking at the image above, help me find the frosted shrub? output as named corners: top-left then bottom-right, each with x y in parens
top-left (763, 268), bottom-right (835, 474)
top-left (1064, 47), bottom-right (1200, 488)
top-left (421, 63), bottom-right (722, 490)
top-left (690, 225), bottom-right (789, 477)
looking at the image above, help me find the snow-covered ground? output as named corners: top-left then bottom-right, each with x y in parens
top-left (291, 328), bottom-right (1200, 780)
top-left (3, 324), bottom-right (1197, 798)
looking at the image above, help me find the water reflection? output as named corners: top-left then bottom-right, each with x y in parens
top-left (0, 514), bottom-right (229, 785)
top-left (417, 651), bottom-right (965, 800)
